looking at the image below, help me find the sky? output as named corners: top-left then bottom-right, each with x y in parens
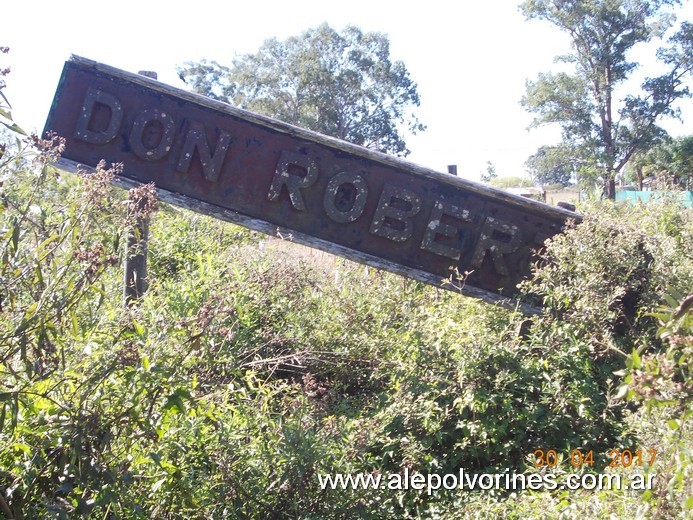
top-left (2, 0), bottom-right (692, 182)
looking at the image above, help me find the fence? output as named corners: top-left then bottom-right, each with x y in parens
top-left (615, 190), bottom-right (693, 208)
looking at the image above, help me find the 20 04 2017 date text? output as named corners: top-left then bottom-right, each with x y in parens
top-left (533, 449), bottom-right (658, 469)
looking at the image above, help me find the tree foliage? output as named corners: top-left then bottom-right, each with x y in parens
top-left (178, 24), bottom-right (425, 157)
top-left (627, 134), bottom-right (693, 190)
top-left (521, 0), bottom-right (693, 198)
top-left (489, 175), bottom-right (535, 189)
top-left (525, 144), bottom-right (583, 186)
top-left (480, 161), bottom-right (498, 183)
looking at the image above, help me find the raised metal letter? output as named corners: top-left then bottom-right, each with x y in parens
top-left (74, 87), bottom-right (123, 145)
top-left (369, 184), bottom-right (422, 242)
top-left (323, 171), bottom-right (368, 223)
top-left (176, 120), bottom-right (232, 182)
top-left (420, 199), bottom-right (471, 260)
top-left (471, 217), bottom-right (522, 276)
top-left (267, 150), bottom-right (319, 211)
top-left (129, 108), bottom-right (176, 161)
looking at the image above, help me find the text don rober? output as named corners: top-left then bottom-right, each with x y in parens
top-left (44, 56), bottom-right (579, 308)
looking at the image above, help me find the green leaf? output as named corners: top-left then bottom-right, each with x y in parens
top-left (163, 395), bottom-right (185, 415)
top-left (1, 121), bottom-right (26, 136)
top-left (133, 319), bottom-right (145, 336)
top-left (664, 293), bottom-right (679, 308)
top-left (150, 452), bottom-right (162, 466)
top-left (631, 349), bottom-right (642, 370)
top-left (56, 482), bottom-right (73, 495)
top-left (13, 442), bottom-right (31, 455)
top-left (614, 384), bottom-right (630, 400)
top-left (685, 496), bottom-right (693, 510)
top-left (36, 233), bottom-right (59, 253)
top-left (11, 220), bottom-right (20, 252)
top-left (34, 264), bottom-right (44, 287)
top-left (0, 90), bottom-right (11, 108)
top-left (23, 301), bottom-right (39, 321)
top-left (70, 311), bottom-right (80, 336)
top-left (152, 478), bottom-right (167, 493)
top-left (163, 388), bottom-right (193, 415)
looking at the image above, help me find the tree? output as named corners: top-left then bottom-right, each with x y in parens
top-left (626, 134), bottom-right (693, 189)
top-left (663, 134), bottom-right (693, 189)
top-left (480, 160), bottom-right (498, 183)
top-left (489, 175), bottom-right (535, 189)
top-left (525, 145), bottom-right (581, 186)
top-left (177, 24), bottom-right (425, 157)
top-left (520, 0), bottom-right (693, 199)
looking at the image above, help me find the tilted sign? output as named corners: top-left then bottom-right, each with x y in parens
top-left (44, 56), bottom-right (579, 309)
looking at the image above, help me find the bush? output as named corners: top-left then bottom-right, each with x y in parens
top-left (489, 176), bottom-right (535, 189)
top-left (1, 96), bottom-right (691, 517)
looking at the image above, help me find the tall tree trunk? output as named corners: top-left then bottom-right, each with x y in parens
top-left (604, 177), bottom-right (616, 200)
top-left (636, 165), bottom-right (644, 191)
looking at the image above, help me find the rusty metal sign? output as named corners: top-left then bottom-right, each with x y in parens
top-left (44, 56), bottom-right (579, 309)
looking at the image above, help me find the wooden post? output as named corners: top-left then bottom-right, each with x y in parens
top-left (123, 210), bottom-right (150, 305)
top-left (123, 70), bottom-right (157, 306)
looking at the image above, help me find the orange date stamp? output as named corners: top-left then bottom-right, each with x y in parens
top-left (532, 449), bottom-right (658, 469)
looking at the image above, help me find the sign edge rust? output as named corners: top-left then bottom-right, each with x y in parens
top-left (44, 55), bottom-right (582, 314)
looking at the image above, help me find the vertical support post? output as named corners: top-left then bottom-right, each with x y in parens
top-left (123, 209), bottom-right (150, 305)
top-left (123, 70), bottom-right (157, 306)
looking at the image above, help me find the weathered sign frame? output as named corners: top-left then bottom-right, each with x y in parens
top-left (44, 56), bottom-right (580, 311)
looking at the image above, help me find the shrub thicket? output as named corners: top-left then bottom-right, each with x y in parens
top-left (0, 113), bottom-right (691, 517)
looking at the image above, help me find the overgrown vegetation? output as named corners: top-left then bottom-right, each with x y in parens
top-left (521, 0), bottom-right (692, 198)
top-left (1, 112), bottom-right (691, 517)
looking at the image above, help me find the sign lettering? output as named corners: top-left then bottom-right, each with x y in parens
top-left (44, 56), bottom-right (580, 309)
